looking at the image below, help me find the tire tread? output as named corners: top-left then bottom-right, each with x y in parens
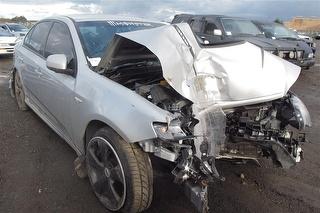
top-left (91, 127), bottom-right (153, 213)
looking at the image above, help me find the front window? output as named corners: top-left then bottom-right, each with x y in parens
top-left (221, 18), bottom-right (262, 36)
top-left (7, 24), bottom-right (28, 32)
top-left (260, 24), bottom-right (299, 39)
top-left (76, 20), bottom-right (163, 66)
top-left (44, 22), bottom-right (76, 71)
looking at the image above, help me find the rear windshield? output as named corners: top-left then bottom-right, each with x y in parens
top-left (76, 21), bottom-right (163, 62)
top-left (7, 24), bottom-right (28, 32)
top-left (0, 28), bottom-right (14, 37)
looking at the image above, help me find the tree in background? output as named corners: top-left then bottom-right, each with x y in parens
top-left (11, 16), bottom-right (27, 24)
top-left (274, 18), bottom-right (283, 25)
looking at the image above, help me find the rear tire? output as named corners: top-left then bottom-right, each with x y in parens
top-left (86, 127), bottom-right (153, 212)
top-left (14, 71), bottom-right (28, 111)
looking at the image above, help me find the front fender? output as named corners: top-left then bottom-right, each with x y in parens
top-left (73, 70), bottom-right (172, 153)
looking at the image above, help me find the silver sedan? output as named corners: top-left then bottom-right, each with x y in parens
top-left (11, 15), bottom-right (311, 213)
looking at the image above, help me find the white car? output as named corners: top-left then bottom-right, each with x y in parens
top-left (0, 28), bottom-right (18, 55)
top-left (298, 34), bottom-right (312, 40)
top-left (0, 23), bottom-right (29, 37)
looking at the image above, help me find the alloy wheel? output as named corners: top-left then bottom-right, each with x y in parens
top-left (86, 136), bottom-right (126, 211)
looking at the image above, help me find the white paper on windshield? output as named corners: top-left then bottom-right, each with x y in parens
top-left (87, 57), bottom-right (101, 67)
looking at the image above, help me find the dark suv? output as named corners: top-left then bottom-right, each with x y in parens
top-left (172, 14), bottom-right (314, 69)
top-left (253, 21), bottom-right (315, 69)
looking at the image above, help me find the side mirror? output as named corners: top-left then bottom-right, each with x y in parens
top-left (46, 54), bottom-right (73, 75)
top-left (213, 29), bottom-right (222, 36)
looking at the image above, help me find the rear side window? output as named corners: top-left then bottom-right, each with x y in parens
top-left (44, 22), bottom-right (76, 70)
top-left (25, 22), bottom-right (52, 56)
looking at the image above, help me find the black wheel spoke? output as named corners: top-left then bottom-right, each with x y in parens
top-left (108, 180), bottom-right (122, 202)
top-left (110, 165), bottom-right (124, 184)
top-left (88, 148), bottom-right (104, 169)
top-left (93, 174), bottom-right (108, 194)
top-left (98, 143), bottom-right (112, 163)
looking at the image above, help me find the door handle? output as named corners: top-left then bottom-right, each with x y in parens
top-left (34, 67), bottom-right (42, 77)
top-left (74, 96), bottom-right (83, 103)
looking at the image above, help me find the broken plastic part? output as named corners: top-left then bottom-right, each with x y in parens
top-left (290, 93), bottom-right (312, 130)
top-left (270, 140), bottom-right (296, 168)
top-left (184, 181), bottom-right (209, 213)
top-left (193, 105), bottom-right (227, 159)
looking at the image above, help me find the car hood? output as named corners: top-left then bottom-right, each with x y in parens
top-left (0, 36), bottom-right (17, 43)
top-left (276, 38), bottom-right (313, 53)
top-left (100, 23), bottom-right (301, 108)
top-left (240, 36), bottom-right (304, 51)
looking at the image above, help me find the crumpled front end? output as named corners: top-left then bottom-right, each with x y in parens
top-left (115, 23), bottom-right (307, 158)
top-left (97, 23), bottom-right (311, 212)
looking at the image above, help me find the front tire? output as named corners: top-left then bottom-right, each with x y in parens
top-left (14, 71), bottom-right (28, 111)
top-left (86, 127), bottom-right (153, 212)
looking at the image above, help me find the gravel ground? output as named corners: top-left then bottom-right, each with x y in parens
top-left (0, 41), bottom-right (320, 213)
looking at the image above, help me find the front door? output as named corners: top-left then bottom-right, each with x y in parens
top-left (36, 21), bottom-right (78, 145)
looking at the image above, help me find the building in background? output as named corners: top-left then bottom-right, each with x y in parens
top-left (285, 17), bottom-right (320, 33)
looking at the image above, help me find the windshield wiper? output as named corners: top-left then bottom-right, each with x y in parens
top-left (277, 36), bottom-right (298, 40)
top-left (98, 61), bottom-right (160, 75)
top-left (235, 33), bottom-right (255, 37)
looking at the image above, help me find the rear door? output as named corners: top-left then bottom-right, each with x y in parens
top-left (35, 21), bottom-right (77, 144)
top-left (19, 21), bottom-right (53, 109)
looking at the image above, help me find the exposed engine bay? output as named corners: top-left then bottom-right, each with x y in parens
top-left (96, 25), bottom-right (311, 212)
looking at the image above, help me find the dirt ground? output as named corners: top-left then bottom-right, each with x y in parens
top-left (0, 41), bottom-right (320, 213)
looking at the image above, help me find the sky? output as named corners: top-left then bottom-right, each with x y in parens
top-left (0, 0), bottom-right (319, 21)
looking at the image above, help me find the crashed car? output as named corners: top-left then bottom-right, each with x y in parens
top-left (172, 14), bottom-right (315, 69)
top-left (253, 21), bottom-right (316, 69)
top-left (11, 15), bottom-right (311, 213)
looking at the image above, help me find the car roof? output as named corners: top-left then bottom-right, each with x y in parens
top-left (174, 14), bottom-right (252, 22)
top-left (44, 14), bottom-right (164, 24)
top-left (175, 14), bottom-right (227, 19)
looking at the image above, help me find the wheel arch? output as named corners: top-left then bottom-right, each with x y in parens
top-left (83, 119), bottom-right (133, 154)
top-left (84, 120), bottom-right (110, 153)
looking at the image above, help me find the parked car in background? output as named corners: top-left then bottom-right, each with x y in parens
top-left (0, 23), bottom-right (29, 37)
top-left (297, 33), bottom-right (312, 41)
top-left (253, 21), bottom-right (316, 69)
top-left (172, 14), bottom-right (314, 69)
top-left (315, 33), bottom-right (320, 40)
top-left (0, 28), bottom-right (19, 55)
top-left (11, 15), bottom-right (311, 213)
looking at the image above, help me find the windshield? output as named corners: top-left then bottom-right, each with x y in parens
top-left (7, 24), bottom-right (28, 32)
top-left (76, 20), bottom-right (163, 63)
top-left (0, 28), bottom-right (14, 37)
top-left (221, 18), bottom-right (262, 36)
top-left (260, 23), bottom-right (299, 39)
